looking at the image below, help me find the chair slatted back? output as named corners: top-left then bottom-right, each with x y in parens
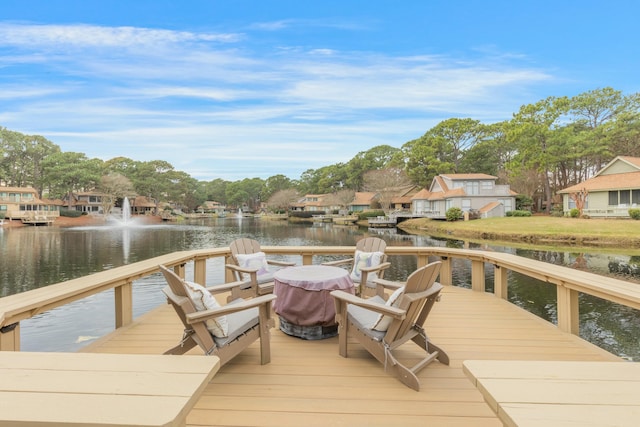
top-left (384, 261), bottom-right (442, 342)
top-left (230, 238), bottom-right (262, 259)
top-left (357, 237), bottom-right (387, 253)
top-left (159, 265), bottom-right (216, 352)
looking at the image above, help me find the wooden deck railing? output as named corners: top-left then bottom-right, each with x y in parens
top-left (1, 246), bottom-right (639, 351)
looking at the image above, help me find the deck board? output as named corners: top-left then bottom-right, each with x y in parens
top-left (81, 285), bottom-right (620, 427)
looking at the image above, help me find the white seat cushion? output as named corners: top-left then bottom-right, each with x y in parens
top-left (350, 250), bottom-right (384, 283)
top-left (372, 286), bottom-right (404, 331)
top-left (236, 251), bottom-right (271, 281)
top-left (184, 281), bottom-right (229, 338)
top-left (213, 299), bottom-right (259, 347)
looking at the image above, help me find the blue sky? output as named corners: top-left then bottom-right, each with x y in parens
top-left (1, 1), bottom-right (638, 181)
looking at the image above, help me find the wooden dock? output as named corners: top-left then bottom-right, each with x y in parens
top-left (332, 215), bottom-right (358, 225)
top-left (20, 214), bottom-right (55, 226)
top-left (82, 285), bottom-right (622, 427)
top-left (368, 215), bottom-right (397, 227)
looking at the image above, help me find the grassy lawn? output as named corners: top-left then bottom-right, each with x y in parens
top-left (399, 216), bottom-right (640, 251)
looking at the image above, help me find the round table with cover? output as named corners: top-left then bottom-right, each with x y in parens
top-left (273, 265), bottom-right (355, 339)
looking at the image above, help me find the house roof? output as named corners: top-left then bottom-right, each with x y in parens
top-left (131, 196), bottom-right (156, 208)
top-left (411, 188), bottom-right (431, 200)
top-left (440, 173), bottom-right (498, 180)
top-left (558, 171), bottom-right (640, 194)
top-left (351, 192), bottom-right (377, 206)
top-left (558, 156), bottom-right (640, 194)
top-left (593, 155), bottom-right (640, 177)
top-left (411, 186), bottom-right (465, 201)
top-left (42, 198), bottom-right (64, 206)
top-left (391, 195), bottom-right (413, 204)
top-left (618, 156), bottom-right (640, 168)
top-left (0, 186), bottom-right (38, 193)
top-left (75, 191), bottom-right (110, 196)
top-left (479, 201), bottom-right (502, 213)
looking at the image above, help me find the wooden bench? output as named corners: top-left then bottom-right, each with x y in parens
top-left (463, 360), bottom-right (640, 427)
top-left (0, 352), bottom-right (220, 427)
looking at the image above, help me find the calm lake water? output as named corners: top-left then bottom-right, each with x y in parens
top-left (1, 217), bottom-right (638, 360)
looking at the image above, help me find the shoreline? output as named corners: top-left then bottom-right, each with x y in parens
top-left (1, 215), bottom-right (164, 229)
top-left (397, 217), bottom-right (640, 249)
top-left (5, 214), bottom-right (640, 252)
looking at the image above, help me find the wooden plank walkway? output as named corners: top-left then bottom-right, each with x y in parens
top-left (82, 285), bottom-right (621, 427)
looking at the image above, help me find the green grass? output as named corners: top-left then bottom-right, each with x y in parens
top-left (400, 216), bottom-right (640, 252)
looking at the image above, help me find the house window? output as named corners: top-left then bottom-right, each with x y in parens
top-left (500, 198), bottom-right (514, 211)
top-left (0, 205), bottom-right (6, 211)
top-left (620, 190), bottom-right (631, 205)
top-left (89, 196), bottom-right (100, 203)
top-left (481, 181), bottom-right (493, 190)
top-left (461, 199), bottom-right (471, 210)
top-left (610, 190), bottom-right (633, 206)
top-left (465, 181), bottom-right (479, 195)
top-left (568, 197), bottom-right (589, 209)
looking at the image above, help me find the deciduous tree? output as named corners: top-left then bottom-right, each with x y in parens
top-left (363, 168), bottom-right (411, 213)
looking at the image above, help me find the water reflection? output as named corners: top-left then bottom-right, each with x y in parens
top-left (1, 217), bottom-right (638, 359)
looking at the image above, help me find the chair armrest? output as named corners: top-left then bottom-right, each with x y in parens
top-left (266, 260), bottom-right (296, 267)
top-left (225, 264), bottom-right (259, 274)
top-left (204, 280), bottom-right (253, 295)
top-left (371, 276), bottom-right (403, 291)
top-left (330, 290), bottom-right (406, 319)
top-left (359, 261), bottom-right (391, 274)
top-left (321, 257), bottom-right (354, 267)
top-left (224, 264), bottom-right (259, 285)
top-left (186, 294), bottom-right (277, 324)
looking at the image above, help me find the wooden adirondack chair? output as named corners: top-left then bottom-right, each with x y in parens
top-left (322, 237), bottom-right (391, 297)
top-left (225, 238), bottom-right (295, 301)
top-left (330, 261), bottom-right (449, 391)
top-left (159, 264), bottom-right (276, 366)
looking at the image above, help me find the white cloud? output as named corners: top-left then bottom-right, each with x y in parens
top-left (0, 23), bottom-right (240, 48)
top-left (0, 22), bottom-right (556, 180)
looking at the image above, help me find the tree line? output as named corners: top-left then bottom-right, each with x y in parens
top-left (1, 87), bottom-right (639, 213)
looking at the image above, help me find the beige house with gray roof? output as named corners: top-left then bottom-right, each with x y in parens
top-left (558, 156), bottom-right (640, 218)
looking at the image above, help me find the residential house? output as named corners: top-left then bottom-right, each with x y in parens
top-left (412, 174), bottom-right (516, 219)
top-left (390, 185), bottom-right (422, 211)
top-left (63, 191), bottom-right (109, 215)
top-left (0, 186), bottom-right (60, 221)
top-left (197, 200), bottom-right (225, 215)
top-left (131, 196), bottom-right (157, 215)
top-left (290, 194), bottom-right (336, 213)
top-left (348, 192), bottom-right (377, 212)
top-left (557, 156), bottom-right (640, 218)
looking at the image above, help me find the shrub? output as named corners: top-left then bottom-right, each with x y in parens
top-left (446, 207), bottom-right (462, 221)
top-left (629, 208), bottom-right (640, 220)
top-left (515, 194), bottom-right (533, 211)
top-left (0, 212), bottom-right (4, 220)
top-left (289, 211), bottom-right (325, 219)
top-left (59, 209), bottom-right (83, 218)
top-left (505, 210), bottom-right (532, 217)
top-left (569, 208), bottom-right (580, 218)
top-left (357, 210), bottom-right (385, 220)
top-left (550, 205), bottom-right (564, 217)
